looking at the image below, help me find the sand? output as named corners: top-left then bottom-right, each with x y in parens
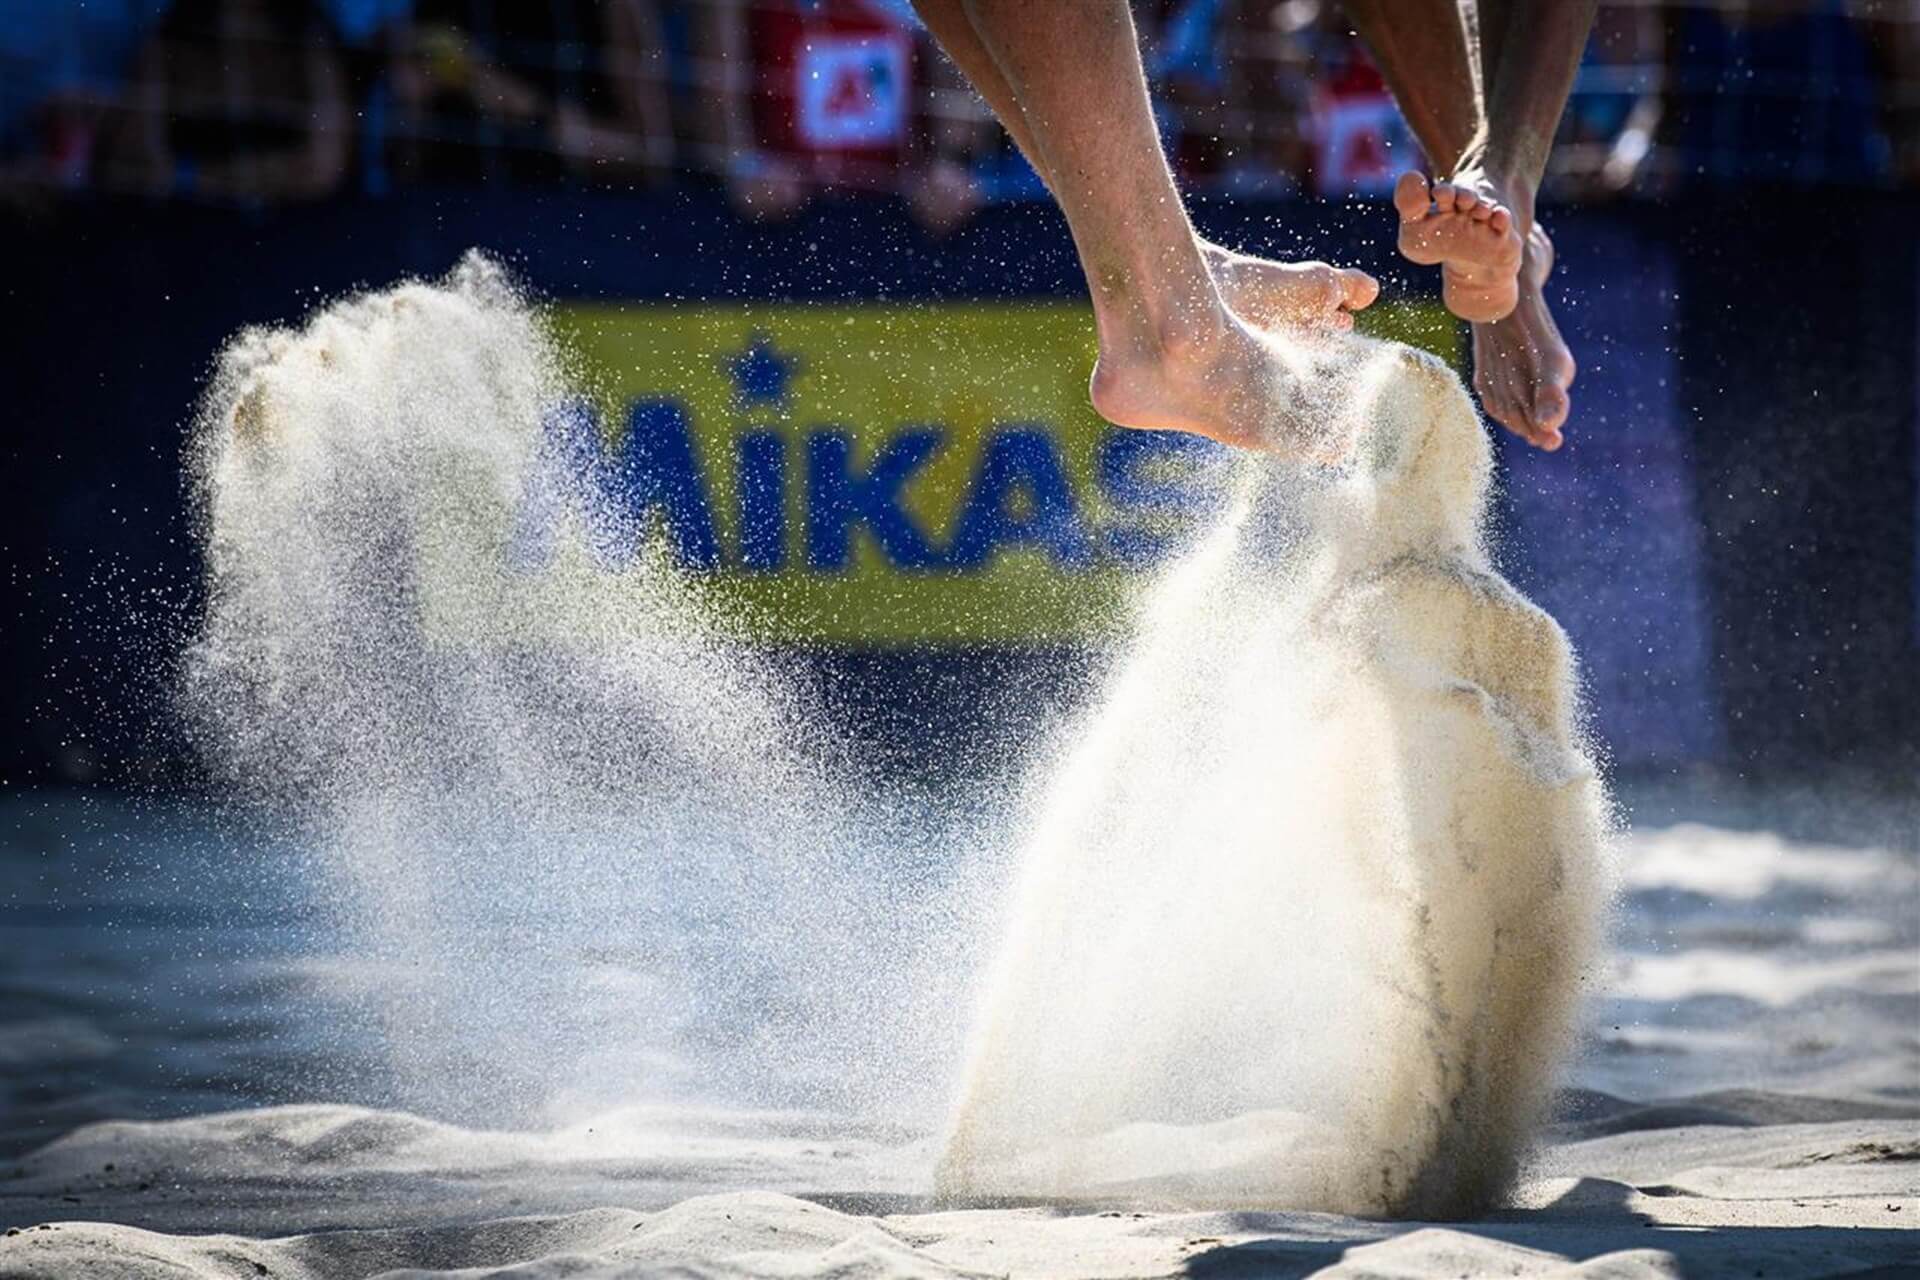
top-left (5, 265), bottom-right (1913, 1277)
top-left (1, 1102), bottom-right (1914, 1277)
top-left (932, 339), bottom-right (1606, 1220)
top-left (5, 804), bottom-right (1915, 1276)
top-left (17, 796), bottom-right (1911, 1277)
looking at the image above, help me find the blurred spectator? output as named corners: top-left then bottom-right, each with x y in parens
top-left (1862, 2), bottom-right (1920, 184)
top-left (1150, 0), bottom-right (1316, 195)
top-left (1142, 0), bottom-right (1228, 185)
top-left (1146, 0), bottom-right (1410, 198)
top-left (99, 0), bottom-right (351, 203)
top-left (692, 0), bottom-right (988, 232)
top-left (910, 16), bottom-right (994, 235)
top-left (1303, 19), bottom-right (1412, 198)
top-left (6, 0), bottom-right (1915, 207)
top-left (327, 0), bottom-right (416, 44)
top-left (1216, 0), bottom-right (1318, 194)
top-left (385, 0), bottom-right (673, 185)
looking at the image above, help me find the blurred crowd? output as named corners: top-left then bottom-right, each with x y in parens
top-left (1, 0), bottom-right (1913, 224)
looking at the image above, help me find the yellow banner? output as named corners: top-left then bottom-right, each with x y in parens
top-left (533, 300), bottom-right (1457, 644)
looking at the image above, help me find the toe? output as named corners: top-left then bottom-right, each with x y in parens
top-left (1393, 171), bottom-right (1431, 222)
top-left (1488, 401), bottom-right (1528, 441)
top-left (1474, 368), bottom-right (1530, 442)
top-left (1488, 207), bottom-right (1511, 236)
top-left (1533, 382), bottom-right (1572, 437)
top-left (1473, 367), bottom-right (1510, 426)
top-left (1312, 264), bottom-right (1344, 311)
top-left (1432, 182), bottom-right (1458, 213)
top-left (1340, 268), bottom-right (1380, 312)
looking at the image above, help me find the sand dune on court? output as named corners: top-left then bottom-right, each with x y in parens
top-left (3, 816), bottom-right (1916, 1277)
top-left (1, 1107), bottom-right (1915, 1279)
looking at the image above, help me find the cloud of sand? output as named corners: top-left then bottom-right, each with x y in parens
top-left (182, 256), bottom-right (1609, 1219)
top-left (935, 339), bottom-right (1612, 1218)
top-left (182, 255), bottom-right (982, 1127)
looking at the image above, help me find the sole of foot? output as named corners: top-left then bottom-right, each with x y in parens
top-left (1088, 308), bottom-right (1348, 460)
top-left (1393, 171), bottom-right (1524, 324)
top-left (1473, 226), bottom-right (1576, 451)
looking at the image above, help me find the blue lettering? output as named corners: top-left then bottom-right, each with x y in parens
top-left (1096, 429), bottom-right (1225, 565)
top-left (509, 397), bottom-right (720, 572)
top-left (509, 398), bottom-right (598, 572)
top-left (737, 430), bottom-right (787, 570)
top-left (948, 427), bottom-right (1092, 569)
top-left (607, 400), bottom-right (722, 569)
top-left (806, 429), bottom-right (944, 570)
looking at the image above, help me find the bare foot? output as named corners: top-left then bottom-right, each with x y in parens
top-left (1088, 297), bottom-right (1344, 459)
top-left (1202, 242), bottom-right (1379, 332)
top-left (1393, 170), bottom-right (1523, 324)
top-left (1472, 225), bottom-right (1576, 451)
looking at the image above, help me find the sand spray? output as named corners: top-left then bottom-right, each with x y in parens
top-left (184, 255), bottom-right (1608, 1215)
top-left (936, 338), bottom-right (1611, 1217)
top-left (183, 256), bottom-right (982, 1124)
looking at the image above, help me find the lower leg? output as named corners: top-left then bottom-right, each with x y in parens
top-left (1342, 0), bottom-right (1485, 176)
top-left (912, 0), bottom-right (1376, 330)
top-left (1476, 0), bottom-right (1598, 230)
top-left (1345, 0), bottom-right (1589, 448)
top-left (955, 0), bottom-right (1212, 355)
top-left (911, 0), bottom-right (1051, 189)
top-left (1468, 0), bottom-right (1595, 450)
top-left (902, 0), bottom-right (1357, 451)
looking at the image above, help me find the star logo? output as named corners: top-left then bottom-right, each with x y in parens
top-left (726, 332), bottom-right (801, 409)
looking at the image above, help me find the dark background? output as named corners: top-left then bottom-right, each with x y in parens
top-left (4, 185), bottom-right (1916, 791)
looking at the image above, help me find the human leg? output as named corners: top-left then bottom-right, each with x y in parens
top-left (1345, 0), bottom-right (1593, 447)
top-left (912, 1), bottom-right (1376, 338)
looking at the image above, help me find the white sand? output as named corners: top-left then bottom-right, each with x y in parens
top-left (1, 1106), bottom-right (1914, 1277)
top-left (8, 270), bottom-right (1912, 1277)
top-left (934, 340), bottom-right (1606, 1219)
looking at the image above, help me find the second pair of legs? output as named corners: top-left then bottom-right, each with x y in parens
top-left (911, 0), bottom-right (1593, 454)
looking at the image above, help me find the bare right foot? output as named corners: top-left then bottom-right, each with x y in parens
top-left (1393, 171), bottom-right (1524, 324)
top-left (1088, 297), bottom-right (1344, 459)
top-left (1472, 225), bottom-right (1576, 450)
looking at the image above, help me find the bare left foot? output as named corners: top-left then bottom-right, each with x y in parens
top-left (1088, 288), bottom-right (1353, 459)
top-left (1202, 241), bottom-right (1380, 332)
top-left (1393, 171), bottom-right (1524, 323)
top-left (1472, 225), bottom-right (1576, 451)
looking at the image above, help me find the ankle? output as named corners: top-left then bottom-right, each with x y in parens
top-left (1096, 284), bottom-right (1229, 369)
top-left (1088, 226), bottom-right (1219, 336)
top-left (1479, 163), bottom-right (1537, 233)
top-left (1451, 136), bottom-right (1488, 182)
